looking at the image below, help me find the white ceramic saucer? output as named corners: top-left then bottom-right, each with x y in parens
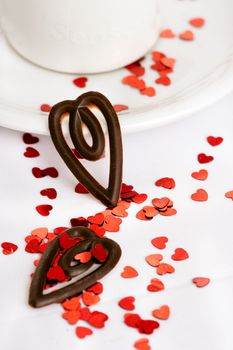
top-left (0, 0), bottom-right (233, 135)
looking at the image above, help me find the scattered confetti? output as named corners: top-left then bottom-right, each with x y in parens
top-left (32, 167), bottom-right (59, 178)
top-left (40, 104), bottom-right (52, 112)
top-left (113, 104), bottom-right (129, 112)
top-left (134, 338), bottom-right (151, 350)
top-left (191, 169), bottom-right (208, 180)
top-left (155, 177), bottom-right (176, 189)
top-left (24, 147), bottom-right (40, 158)
top-left (192, 277), bottom-right (210, 288)
top-left (73, 77), bottom-right (88, 88)
top-left (124, 313), bottom-right (160, 334)
top-left (207, 136), bottom-right (223, 146)
top-left (118, 296), bottom-right (135, 311)
top-left (191, 189), bottom-right (208, 202)
top-left (40, 188), bottom-right (57, 199)
top-left (151, 236), bottom-right (168, 250)
top-left (179, 30), bottom-right (194, 41)
top-left (36, 204), bottom-right (53, 216)
top-left (121, 266), bottom-right (139, 278)
top-left (160, 29), bottom-right (176, 38)
top-left (189, 17), bottom-right (205, 28)
top-left (152, 305), bottom-right (170, 320)
top-left (171, 248), bottom-right (189, 261)
top-left (147, 278), bottom-right (165, 292)
top-left (225, 191), bottom-right (233, 200)
top-left (23, 133), bottom-right (39, 144)
top-left (156, 263), bottom-right (175, 275)
top-left (145, 254), bottom-right (163, 267)
top-left (1, 242), bottom-right (18, 255)
top-left (75, 326), bottom-right (93, 339)
top-left (197, 153), bottom-right (214, 164)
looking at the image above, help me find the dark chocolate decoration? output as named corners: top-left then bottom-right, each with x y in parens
top-left (29, 227), bottom-right (121, 308)
top-left (48, 91), bottom-right (123, 208)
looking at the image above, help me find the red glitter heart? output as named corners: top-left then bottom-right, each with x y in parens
top-left (155, 76), bottom-right (171, 86)
top-left (197, 153), bottom-right (214, 164)
top-left (40, 104), bottom-right (52, 112)
top-left (36, 204), bottom-right (53, 216)
top-left (192, 277), bottom-right (210, 288)
top-left (75, 326), bottom-right (93, 338)
top-left (171, 248), bottom-right (189, 261)
top-left (1, 242), bottom-right (18, 255)
top-left (151, 236), bottom-right (168, 250)
top-left (155, 177), bottom-right (175, 189)
top-left (119, 296), bottom-right (135, 311)
top-left (23, 133), bottom-right (39, 144)
top-left (40, 188), bottom-right (57, 199)
top-left (113, 104), bottom-right (129, 112)
top-left (73, 77), bottom-right (88, 88)
top-left (24, 147), bottom-right (40, 158)
top-left (189, 17), bottom-right (205, 28)
top-left (91, 243), bottom-right (108, 263)
top-left (32, 167), bottom-right (59, 178)
top-left (75, 183), bottom-right (89, 194)
top-left (207, 136), bottom-right (223, 146)
top-left (88, 311), bottom-right (108, 328)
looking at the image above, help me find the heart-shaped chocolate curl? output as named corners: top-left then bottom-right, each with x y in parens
top-left (29, 227), bottom-right (121, 308)
top-left (48, 91), bottom-right (123, 208)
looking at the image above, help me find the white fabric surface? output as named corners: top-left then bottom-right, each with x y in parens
top-left (0, 93), bottom-right (233, 350)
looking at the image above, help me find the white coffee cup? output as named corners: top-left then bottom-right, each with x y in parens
top-left (0, 0), bottom-right (160, 73)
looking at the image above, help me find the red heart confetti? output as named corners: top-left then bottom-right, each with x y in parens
top-left (74, 251), bottom-right (92, 263)
top-left (63, 310), bottom-right (80, 325)
top-left (138, 319), bottom-right (160, 334)
top-left (151, 236), bottom-right (168, 250)
top-left (86, 282), bottom-right (103, 295)
top-left (70, 217), bottom-right (89, 227)
top-left (134, 338), bottom-right (151, 350)
top-left (140, 87), bottom-right (156, 97)
top-left (147, 278), bottom-right (165, 292)
top-left (126, 61), bottom-right (145, 76)
top-left (62, 296), bottom-right (81, 311)
top-left (40, 104), bottom-right (52, 112)
top-left (207, 136), bottom-right (223, 146)
top-left (192, 277), bottom-right (210, 288)
top-left (155, 177), bottom-right (176, 189)
top-left (191, 169), bottom-right (208, 181)
top-left (23, 133), bottom-right (39, 144)
top-left (82, 291), bottom-right (100, 306)
top-left (197, 153), bottom-right (214, 164)
top-left (75, 326), bottom-right (93, 339)
top-left (36, 204), bottom-right (53, 216)
top-left (88, 311), bottom-right (108, 328)
top-left (121, 266), bottom-right (139, 278)
top-left (155, 75), bottom-right (171, 86)
top-left (118, 296), bottom-right (135, 311)
top-left (152, 305), bottom-right (170, 320)
top-left (189, 17), bottom-right (205, 28)
top-left (40, 188), bottom-right (57, 199)
top-left (73, 77), bottom-right (88, 88)
top-left (91, 243), bottom-right (108, 263)
top-left (59, 232), bottom-right (79, 249)
top-left (156, 263), bottom-right (175, 275)
top-left (103, 215), bottom-right (122, 232)
top-left (24, 147), bottom-right (40, 158)
top-left (75, 183), bottom-right (89, 194)
top-left (191, 189), bottom-right (208, 202)
top-left (160, 29), bottom-right (176, 38)
top-left (113, 104), bottom-right (129, 112)
top-left (179, 30), bottom-right (194, 41)
top-left (32, 167), bottom-right (59, 178)
top-left (225, 191), bottom-right (233, 200)
top-left (31, 227), bottom-right (48, 239)
top-left (145, 254), bottom-right (163, 267)
top-left (1, 242), bottom-right (18, 255)
top-left (47, 265), bottom-right (66, 282)
top-left (161, 57), bottom-right (176, 68)
top-left (171, 248), bottom-right (189, 261)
